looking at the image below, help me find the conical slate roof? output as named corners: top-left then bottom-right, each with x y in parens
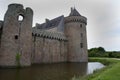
top-left (69, 7), bottom-right (81, 16)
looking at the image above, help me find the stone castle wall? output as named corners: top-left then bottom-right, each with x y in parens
top-left (31, 29), bottom-right (68, 63)
top-left (32, 36), bottom-right (67, 63)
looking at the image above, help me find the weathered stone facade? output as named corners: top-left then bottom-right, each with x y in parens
top-left (32, 36), bottom-right (67, 63)
top-left (0, 4), bottom-right (88, 67)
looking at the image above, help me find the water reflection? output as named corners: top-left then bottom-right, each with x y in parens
top-left (0, 62), bottom-right (104, 80)
top-left (87, 62), bottom-right (105, 74)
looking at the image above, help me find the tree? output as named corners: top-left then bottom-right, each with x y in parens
top-left (88, 47), bottom-right (106, 57)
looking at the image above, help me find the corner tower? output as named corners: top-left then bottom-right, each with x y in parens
top-left (0, 4), bottom-right (33, 67)
top-left (65, 7), bottom-right (88, 62)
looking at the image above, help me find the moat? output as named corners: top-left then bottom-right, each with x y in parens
top-left (0, 62), bottom-right (104, 80)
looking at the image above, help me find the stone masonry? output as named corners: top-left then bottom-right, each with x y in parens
top-left (0, 3), bottom-right (88, 67)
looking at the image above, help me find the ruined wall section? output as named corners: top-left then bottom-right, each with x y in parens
top-left (19, 7), bottom-right (33, 66)
top-left (32, 31), bottom-right (67, 63)
top-left (0, 21), bottom-right (3, 43)
top-left (65, 16), bottom-right (88, 62)
top-left (0, 4), bottom-right (33, 67)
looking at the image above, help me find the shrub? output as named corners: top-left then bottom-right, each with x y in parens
top-left (16, 53), bottom-right (21, 68)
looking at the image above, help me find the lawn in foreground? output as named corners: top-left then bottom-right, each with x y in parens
top-left (90, 58), bottom-right (120, 80)
top-left (73, 57), bottom-right (120, 80)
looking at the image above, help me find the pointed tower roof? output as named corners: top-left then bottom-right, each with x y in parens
top-left (69, 7), bottom-right (81, 16)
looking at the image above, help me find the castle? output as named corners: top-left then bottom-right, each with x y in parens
top-left (0, 3), bottom-right (88, 67)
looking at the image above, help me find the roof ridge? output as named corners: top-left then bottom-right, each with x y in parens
top-left (57, 16), bottom-right (64, 32)
top-left (35, 15), bottom-right (64, 30)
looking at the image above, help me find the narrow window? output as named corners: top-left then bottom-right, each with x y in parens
top-left (18, 15), bottom-right (24, 21)
top-left (80, 43), bottom-right (83, 48)
top-left (80, 24), bottom-right (82, 28)
top-left (81, 33), bottom-right (83, 37)
top-left (15, 35), bottom-right (18, 40)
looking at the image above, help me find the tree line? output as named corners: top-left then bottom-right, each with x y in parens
top-left (88, 47), bottom-right (120, 58)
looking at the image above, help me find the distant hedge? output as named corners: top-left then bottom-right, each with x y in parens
top-left (88, 47), bottom-right (120, 58)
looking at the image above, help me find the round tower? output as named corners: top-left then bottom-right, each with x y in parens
top-left (0, 4), bottom-right (33, 67)
top-left (65, 7), bottom-right (88, 62)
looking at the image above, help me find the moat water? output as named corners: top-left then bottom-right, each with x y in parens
top-left (0, 62), bottom-right (104, 80)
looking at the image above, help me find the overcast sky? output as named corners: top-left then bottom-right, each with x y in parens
top-left (0, 0), bottom-right (120, 51)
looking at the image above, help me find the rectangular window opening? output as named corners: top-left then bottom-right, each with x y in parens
top-left (15, 35), bottom-right (18, 40)
top-left (81, 33), bottom-right (83, 37)
top-left (80, 43), bottom-right (83, 48)
top-left (80, 24), bottom-right (82, 28)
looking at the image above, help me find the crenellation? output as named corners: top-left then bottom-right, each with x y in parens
top-left (65, 16), bottom-right (87, 24)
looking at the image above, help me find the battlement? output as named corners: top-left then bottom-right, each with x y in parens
top-left (65, 16), bottom-right (87, 24)
top-left (32, 29), bottom-right (67, 41)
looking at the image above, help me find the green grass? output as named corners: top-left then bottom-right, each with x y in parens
top-left (89, 57), bottom-right (120, 80)
top-left (92, 62), bottom-right (120, 80)
top-left (88, 57), bottom-right (119, 66)
top-left (73, 57), bottom-right (120, 80)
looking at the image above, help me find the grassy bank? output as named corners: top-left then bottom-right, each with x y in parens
top-left (73, 57), bottom-right (120, 80)
top-left (88, 57), bottom-right (119, 66)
